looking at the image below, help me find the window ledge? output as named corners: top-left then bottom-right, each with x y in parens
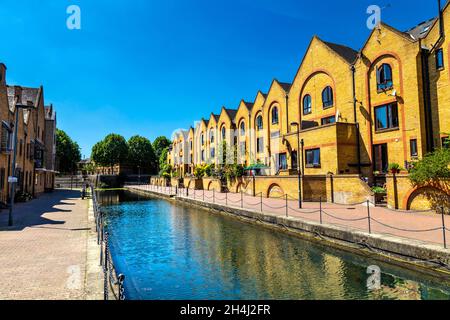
top-left (306, 165), bottom-right (321, 168)
top-left (375, 127), bottom-right (399, 134)
top-left (377, 86), bottom-right (394, 93)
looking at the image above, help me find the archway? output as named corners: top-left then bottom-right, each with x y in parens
top-left (267, 183), bottom-right (284, 198)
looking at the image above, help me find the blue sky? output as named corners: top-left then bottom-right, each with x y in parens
top-left (0, 0), bottom-right (440, 157)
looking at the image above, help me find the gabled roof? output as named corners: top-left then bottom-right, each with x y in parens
top-left (360, 22), bottom-right (416, 53)
top-left (277, 81), bottom-right (292, 93)
top-left (244, 102), bottom-right (254, 110)
top-left (405, 17), bottom-right (437, 41)
top-left (224, 108), bottom-right (238, 120)
top-left (322, 40), bottom-right (358, 64)
top-left (7, 86), bottom-right (40, 109)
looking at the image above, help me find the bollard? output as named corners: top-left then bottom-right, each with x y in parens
top-left (260, 193), bottom-right (263, 213)
top-left (367, 200), bottom-right (372, 234)
top-left (442, 206), bottom-right (447, 249)
top-left (285, 194), bottom-right (288, 217)
top-left (319, 197), bottom-right (323, 224)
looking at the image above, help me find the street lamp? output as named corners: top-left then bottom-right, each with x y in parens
top-left (291, 122), bottom-right (303, 209)
top-left (8, 103), bottom-right (35, 226)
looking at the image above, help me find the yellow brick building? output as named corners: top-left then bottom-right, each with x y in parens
top-left (165, 2), bottom-right (450, 209)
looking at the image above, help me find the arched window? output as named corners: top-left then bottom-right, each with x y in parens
top-left (221, 127), bottom-right (226, 140)
top-left (271, 107), bottom-right (279, 125)
top-left (377, 63), bottom-right (393, 91)
top-left (240, 122), bottom-right (245, 135)
top-left (209, 130), bottom-right (214, 143)
top-left (256, 115), bottom-right (263, 131)
top-left (201, 134), bottom-right (204, 146)
top-left (322, 86), bottom-right (334, 108)
top-left (303, 95), bottom-right (312, 115)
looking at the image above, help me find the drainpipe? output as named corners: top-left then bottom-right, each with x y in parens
top-left (421, 48), bottom-right (434, 153)
top-left (285, 93), bottom-right (289, 133)
top-left (438, 0), bottom-right (445, 40)
top-left (351, 65), bottom-right (362, 175)
top-left (248, 113), bottom-right (252, 165)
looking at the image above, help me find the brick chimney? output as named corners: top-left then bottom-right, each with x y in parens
top-left (0, 63), bottom-right (6, 86)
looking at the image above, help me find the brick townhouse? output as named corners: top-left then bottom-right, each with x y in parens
top-left (0, 63), bottom-right (57, 206)
top-left (167, 2), bottom-right (450, 210)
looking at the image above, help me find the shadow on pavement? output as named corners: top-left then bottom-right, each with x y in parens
top-left (0, 189), bottom-right (82, 231)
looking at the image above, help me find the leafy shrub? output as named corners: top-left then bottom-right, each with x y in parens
top-left (409, 148), bottom-right (450, 185)
top-left (372, 186), bottom-right (386, 194)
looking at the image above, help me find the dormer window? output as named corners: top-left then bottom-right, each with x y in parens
top-left (271, 107), bottom-right (279, 125)
top-left (377, 63), bottom-right (393, 91)
top-left (322, 86), bottom-right (334, 109)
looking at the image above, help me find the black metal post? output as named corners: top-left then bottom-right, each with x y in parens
top-left (260, 192), bottom-right (263, 212)
top-left (103, 232), bottom-right (109, 300)
top-left (319, 197), bottom-right (323, 224)
top-left (297, 128), bottom-right (302, 209)
top-left (441, 206), bottom-right (447, 249)
top-left (285, 194), bottom-right (288, 217)
top-left (367, 200), bottom-right (372, 234)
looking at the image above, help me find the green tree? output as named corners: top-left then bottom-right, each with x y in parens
top-left (91, 134), bottom-right (128, 171)
top-left (128, 135), bottom-right (157, 173)
top-left (159, 147), bottom-right (169, 171)
top-left (56, 129), bottom-right (81, 174)
top-left (153, 136), bottom-right (171, 170)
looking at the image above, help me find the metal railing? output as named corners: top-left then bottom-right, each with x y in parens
top-left (91, 185), bottom-right (126, 300)
top-left (130, 184), bottom-right (449, 249)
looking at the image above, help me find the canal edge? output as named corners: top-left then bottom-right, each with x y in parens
top-left (84, 196), bottom-right (104, 300)
top-left (124, 186), bottom-right (450, 282)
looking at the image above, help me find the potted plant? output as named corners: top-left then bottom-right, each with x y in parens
top-left (372, 186), bottom-right (387, 204)
top-left (388, 163), bottom-right (402, 174)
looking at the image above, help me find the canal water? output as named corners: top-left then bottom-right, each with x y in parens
top-left (98, 190), bottom-right (450, 300)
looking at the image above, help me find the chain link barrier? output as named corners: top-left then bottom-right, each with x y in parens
top-left (91, 185), bottom-right (126, 301)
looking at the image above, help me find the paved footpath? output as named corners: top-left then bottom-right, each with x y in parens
top-left (0, 190), bottom-right (101, 300)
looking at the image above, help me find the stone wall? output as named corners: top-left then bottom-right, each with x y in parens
top-left (183, 177), bottom-right (203, 190)
top-left (328, 174), bottom-right (374, 204)
top-left (202, 178), bottom-right (222, 192)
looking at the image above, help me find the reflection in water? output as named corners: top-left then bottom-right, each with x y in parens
top-left (98, 190), bottom-right (450, 300)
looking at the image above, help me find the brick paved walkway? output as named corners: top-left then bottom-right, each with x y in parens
top-left (0, 190), bottom-right (95, 300)
top-left (131, 185), bottom-right (450, 248)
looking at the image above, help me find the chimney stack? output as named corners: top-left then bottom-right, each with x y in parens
top-left (438, 0), bottom-right (445, 38)
top-left (0, 63), bottom-right (6, 86)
